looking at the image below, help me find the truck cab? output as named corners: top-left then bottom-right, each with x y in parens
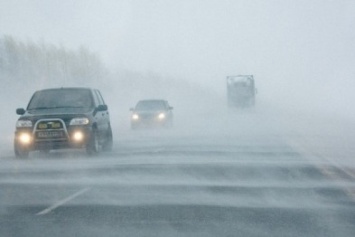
top-left (227, 75), bottom-right (256, 108)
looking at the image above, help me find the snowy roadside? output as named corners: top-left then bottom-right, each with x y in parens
top-left (277, 105), bottom-right (355, 178)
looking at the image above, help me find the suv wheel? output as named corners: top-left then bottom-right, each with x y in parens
top-left (131, 123), bottom-right (138, 130)
top-left (14, 142), bottom-right (29, 158)
top-left (102, 125), bottom-right (113, 152)
top-left (86, 129), bottom-right (100, 155)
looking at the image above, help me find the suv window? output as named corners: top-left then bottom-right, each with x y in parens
top-left (95, 90), bottom-right (105, 106)
top-left (27, 89), bottom-right (93, 109)
top-left (92, 90), bottom-right (100, 107)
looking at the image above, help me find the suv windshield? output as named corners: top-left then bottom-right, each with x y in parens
top-left (135, 100), bottom-right (166, 111)
top-left (27, 89), bottom-right (93, 110)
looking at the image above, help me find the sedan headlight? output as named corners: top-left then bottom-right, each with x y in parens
top-left (132, 114), bottom-right (139, 120)
top-left (158, 113), bottom-right (166, 120)
top-left (16, 120), bottom-right (32, 128)
top-left (70, 118), bottom-right (90, 126)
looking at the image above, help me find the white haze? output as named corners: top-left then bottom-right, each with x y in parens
top-left (1, 0), bottom-right (355, 155)
top-left (0, 4), bottom-right (355, 236)
top-left (1, 0), bottom-right (355, 121)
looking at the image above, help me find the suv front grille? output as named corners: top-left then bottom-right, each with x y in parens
top-left (34, 119), bottom-right (68, 141)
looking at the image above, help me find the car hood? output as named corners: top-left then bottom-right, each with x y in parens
top-left (24, 107), bottom-right (93, 116)
top-left (134, 110), bottom-right (167, 114)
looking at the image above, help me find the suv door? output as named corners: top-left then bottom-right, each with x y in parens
top-left (93, 90), bottom-right (109, 141)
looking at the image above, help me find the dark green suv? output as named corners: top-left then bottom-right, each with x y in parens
top-left (14, 87), bottom-right (113, 157)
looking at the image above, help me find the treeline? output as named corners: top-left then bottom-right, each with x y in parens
top-left (0, 35), bottom-right (107, 88)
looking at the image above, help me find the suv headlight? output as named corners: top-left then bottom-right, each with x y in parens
top-left (18, 132), bottom-right (32, 144)
top-left (16, 120), bottom-right (32, 128)
top-left (70, 118), bottom-right (90, 126)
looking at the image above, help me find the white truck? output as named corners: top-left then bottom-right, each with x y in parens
top-left (226, 75), bottom-right (256, 108)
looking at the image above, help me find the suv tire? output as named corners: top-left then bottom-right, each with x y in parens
top-left (102, 125), bottom-right (113, 152)
top-left (86, 129), bottom-right (100, 155)
top-left (14, 142), bottom-right (29, 158)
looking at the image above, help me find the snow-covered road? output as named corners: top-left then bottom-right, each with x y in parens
top-left (1, 107), bottom-right (355, 237)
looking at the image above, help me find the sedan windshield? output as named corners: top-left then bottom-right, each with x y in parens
top-left (135, 100), bottom-right (166, 111)
top-left (27, 89), bottom-right (93, 110)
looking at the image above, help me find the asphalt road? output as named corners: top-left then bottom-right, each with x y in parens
top-left (1, 109), bottom-right (355, 237)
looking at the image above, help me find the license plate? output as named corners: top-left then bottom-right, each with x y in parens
top-left (37, 131), bottom-right (64, 138)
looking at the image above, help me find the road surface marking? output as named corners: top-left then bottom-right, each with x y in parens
top-left (286, 136), bottom-right (355, 179)
top-left (286, 137), bottom-right (355, 201)
top-left (36, 187), bottom-right (91, 216)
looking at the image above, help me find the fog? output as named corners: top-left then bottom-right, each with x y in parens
top-left (2, 3), bottom-right (355, 236)
top-left (0, 0), bottom-right (354, 158)
top-left (0, 0), bottom-right (354, 150)
top-left (2, 0), bottom-right (355, 112)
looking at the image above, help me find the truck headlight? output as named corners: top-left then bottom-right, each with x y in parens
top-left (16, 120), bottom-right (32, 128)
top-left (70, 118), bottom-right (90, 126)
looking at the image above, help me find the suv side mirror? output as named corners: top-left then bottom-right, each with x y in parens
top-left (129, 108), bottom-right (134, 111)
top-left (169, 106), bottom-right (174, 110)
top-left (16, 108), bottom-right (25, 115)
top-left (97, 104), bottom-right (108, 112)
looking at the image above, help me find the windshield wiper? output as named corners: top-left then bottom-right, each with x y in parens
top-left (28, 107), bottom-right (52, 110)
top-left (29, 106), bottom-right (88, 110)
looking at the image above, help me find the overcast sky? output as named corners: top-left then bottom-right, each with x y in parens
top-left (1, 0), bottom-right (355, 103)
